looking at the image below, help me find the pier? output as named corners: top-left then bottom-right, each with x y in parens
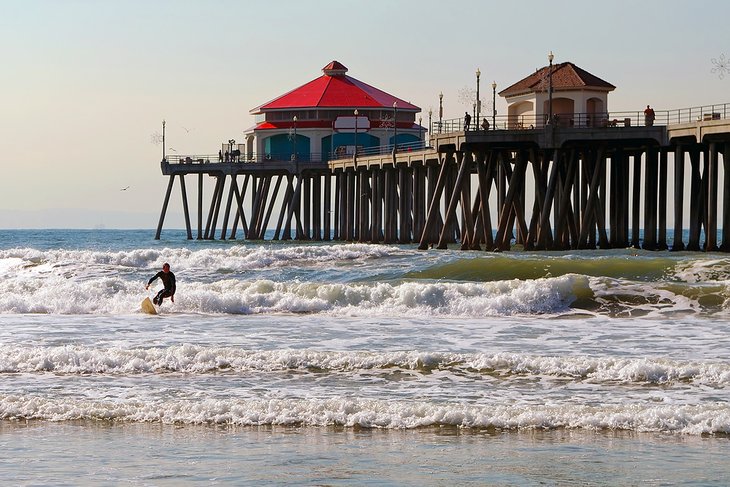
top-left (154, 103), bottom-right (730, 251)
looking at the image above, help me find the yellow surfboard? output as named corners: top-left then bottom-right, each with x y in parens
top-left (141, 297), bottom-right (157, 315)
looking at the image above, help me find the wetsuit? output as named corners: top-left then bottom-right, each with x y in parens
top-left (148, 270), bottom-right (176, 305)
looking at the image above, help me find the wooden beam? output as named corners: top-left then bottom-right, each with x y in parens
top-left (154, 175), bottom-right (175, 240)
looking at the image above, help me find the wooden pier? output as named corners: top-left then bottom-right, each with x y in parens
top-left (155, 114), bottom-right (730, 252)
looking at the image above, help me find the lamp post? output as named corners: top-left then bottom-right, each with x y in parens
top-left (476, 68), bottom-right (481, 129)
top-left (162, 119), bottom-right (166, 161)
top-left (492, 81), bottom-right (497, 130)
top-left (548, 50), bottom-right (554, 126)
top-left (419, 116), bottom-right (423, 147)
top-left (438, 92), bottom-right (443, 133)
top-left (428, 108), bottom-right (432, 139)
top-left (292, 115), bottom-right (298, 162)
top-left (353, 109), bottom-right (358, 158)
top-left (392, 102), bottom-right (398, 154)
top-left (228, 139), bottom-right (235, 162)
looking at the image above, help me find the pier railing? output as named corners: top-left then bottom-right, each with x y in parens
top-left (163, 102), bottom-right (729, 167)
top-left (430, 102), bottom-right (730, 133)
top-left (165, 152), bottom-right (329, 165)
top-left (165, 140), bottom-right (428, 166)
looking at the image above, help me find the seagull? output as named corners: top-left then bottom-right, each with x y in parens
top-left (182, 126), bottom-right (193, 133)
top-left (120, 186), bottom-right (130, 191)
top-left (168, 147), bottom-right (177, 152)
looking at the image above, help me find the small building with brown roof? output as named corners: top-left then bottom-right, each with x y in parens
top-left (499, 62), bottom-right (615, 129)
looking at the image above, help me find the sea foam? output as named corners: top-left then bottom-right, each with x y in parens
top-left (2, 346), bottom-right (729, 386)
top-left (2, 394), bottom-right (729, 435)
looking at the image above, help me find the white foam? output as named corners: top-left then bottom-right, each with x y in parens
top-left (1, 394), bottom-right (728, 434)
top-left (0, 244), bottom-right (403, 274)
top-left (2, 346), bottom-right (729, 386)
top-left (0, 246), bottom-right (723, 318)
top-left (0, 262), bottom-right (588, 316)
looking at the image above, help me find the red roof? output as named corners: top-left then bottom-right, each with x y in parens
top-left (499, 62), bottom-right (615, 97)
top-left (251, 120), bottom-right (418, 131)
top-left (251, 61), bottom-right (419, 113)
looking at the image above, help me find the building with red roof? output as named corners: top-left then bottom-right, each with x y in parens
top-left (244, 61), bottom-right (423, 162)
top-left (499, 61), bottom-right (615, 128)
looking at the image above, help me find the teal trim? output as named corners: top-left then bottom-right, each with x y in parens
top-left (264, 133), bottom-right (311, 161)
top-left (389, 133), bottom-right (420, 145)
top-left (322, 133), bottom-right (379, 162)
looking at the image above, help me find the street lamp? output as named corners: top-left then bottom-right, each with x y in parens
top-left (438, 92), bottom-right (443, 133)
top-left (292, 116), bottom-right (298, 162)
top-left (162, 119), bottom-right (166, 161)
top-left (228, 139), bottom-right (235, 162)
top-left (476, 68), bottom-right (481, 129)
top-left (548, 50), bottom-right (554, 126)
top-left (419, 116), bottom-right (423, 147)
top-left (392, 102), bottom-right (398, 154)
top-left (492, 81), bottom-right (497, 130)
top-left (428, 108), bottom-right (432, 138)
top-left (353, 109), bottom-right (358, 158)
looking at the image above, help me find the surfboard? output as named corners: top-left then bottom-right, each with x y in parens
top-left (141, 297), bottom-right (157, 315)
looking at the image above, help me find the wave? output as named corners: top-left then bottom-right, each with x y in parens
top-left (2, 346), bottom-right (729, 386)
top-left (0, 273), bottom-right (586, 316)
top-left (1, 245), bottom-right (728, 317)
top-left (6, 245), bottom-right (729, 283)
top-left (2, 394), bottom-right (728, 435)
top-left (1, 271), bottom-right (726, 317)
top-left (0, 244), bottom-right (403, 275)
top-left (410, 253), bottom-right (680, 282)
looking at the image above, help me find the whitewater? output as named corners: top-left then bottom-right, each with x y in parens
top-left (1, 229), bottom-right (729, 485)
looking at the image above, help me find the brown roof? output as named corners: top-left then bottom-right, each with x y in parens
top-left (499, 62), bottom-right (615, 97)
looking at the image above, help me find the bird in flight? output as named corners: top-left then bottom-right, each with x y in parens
top-left (182, 126), bottom-right (193, 133)
top-left (120, 186), bottom-right (130, 191)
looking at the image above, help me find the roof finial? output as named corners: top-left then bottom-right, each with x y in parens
top-left (323, 61), bottom-right (348, 76)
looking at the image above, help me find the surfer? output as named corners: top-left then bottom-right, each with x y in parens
top-left (146, 263), bottom-right (176, 306)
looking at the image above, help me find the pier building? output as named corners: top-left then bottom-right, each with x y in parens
top-left (500, 60), bottom-right (615, 129)
top-left (154, 58), bottom-right (730, 252)
top-left (243, 61), bottom-right (423, 163)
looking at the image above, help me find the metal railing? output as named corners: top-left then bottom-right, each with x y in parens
top-left (355, 140), bottom-right (427, 156)
top-left (164, 142), bottom-right (428, 165)
top-left (165, 152), bottom-right (330, 165)
top-left (430, 102), bottom-right (730, 134)
top-left (163, 102), bottom-right (729, 166)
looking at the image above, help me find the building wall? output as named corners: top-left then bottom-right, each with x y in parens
top-left (506, 90), bottom-right (610, 128)
top-left (254, 127), bottom-right (423, 161)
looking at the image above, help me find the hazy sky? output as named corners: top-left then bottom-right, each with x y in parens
top-left (1, 0), bottom-right (728, 228)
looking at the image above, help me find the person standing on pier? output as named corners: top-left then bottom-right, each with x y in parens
top-left (481, 118), bottom-right (490, 131)
top-left (644, 105), bottom-right (655, 126)
top-left (146, 263), bottom-right (176, 306)
top-left (464, 112), bottom-right (471, 131)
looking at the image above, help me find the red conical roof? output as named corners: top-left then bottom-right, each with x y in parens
top-left (251, 61), bottom-right (419, 113)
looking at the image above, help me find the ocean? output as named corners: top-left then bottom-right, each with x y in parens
top-left (1, 229), bottom-right (729, 485)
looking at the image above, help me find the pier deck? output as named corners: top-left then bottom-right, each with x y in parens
top-left (155, 109), bottom-right (730, 252)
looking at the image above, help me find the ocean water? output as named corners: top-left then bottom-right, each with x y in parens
top-left (1, 229), bottom-right (729, 485)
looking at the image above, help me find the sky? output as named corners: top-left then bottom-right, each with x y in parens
top-left (1, 0), bottom-right (728, 229)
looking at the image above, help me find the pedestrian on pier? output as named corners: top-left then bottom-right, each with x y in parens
top-left (219, 150), bottom-right (223, 162)
top-left (644, 105), bottom-right (655, 126)
top-left (464, 112), bottom-right (471, 131)
top-left (481, 118), bottom-right (490, 131)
